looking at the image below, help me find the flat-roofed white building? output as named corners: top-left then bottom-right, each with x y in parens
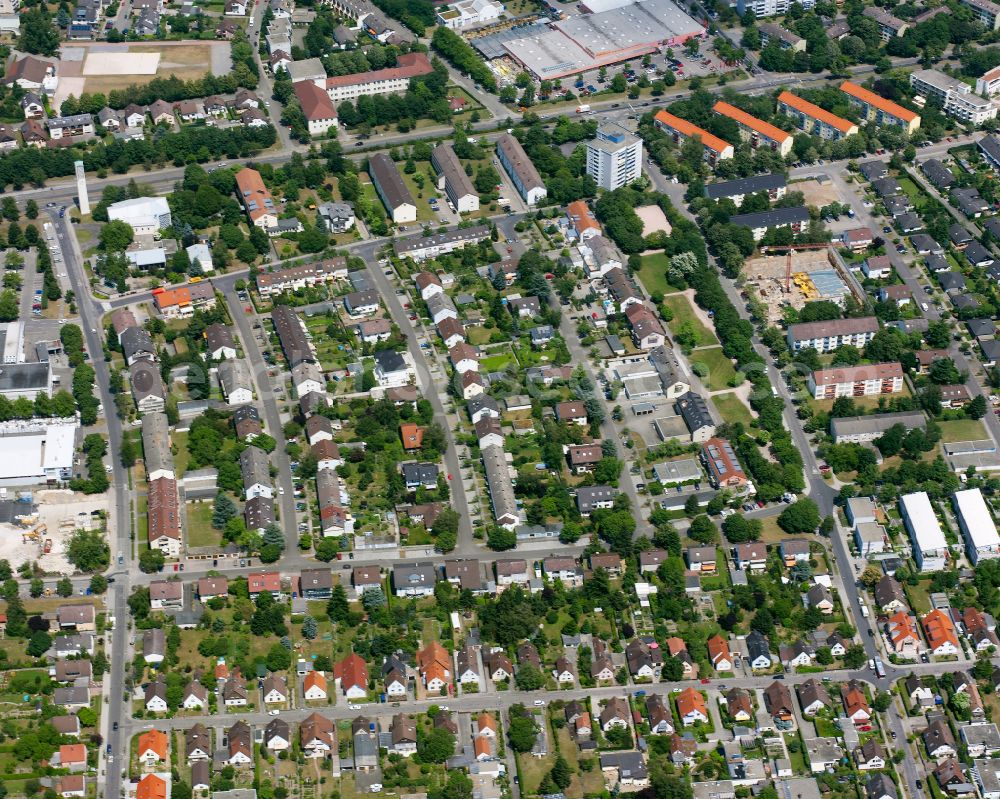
top-left (900, 491), bottom-right (947, 572)
top-left (953, 488), bottom-right (1000, 564)
top-left (651, 458), bottom-right (702, 486)
top-left (910, 69), bottom-right (998, 125)
top-left (107, 196), bottom-right (172, 236)
top-left (0, 420), bottom-right (77, 486)
top-left (436, 0), bottom-right (504, 29)
top-left (854, 522), bottom-right (886, 556)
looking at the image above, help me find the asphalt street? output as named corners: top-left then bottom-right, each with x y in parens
top-left (50, 209), bottom-right (132, 799)
top-left (217, 277), bottom-right (300, 551)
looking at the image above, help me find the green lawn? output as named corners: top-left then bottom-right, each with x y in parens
top-left (467, 326), bottom-right (491, 345)
top-left (663, 293), bottom-right (718, 347)
top-left (481, 353), bottom-right (513, 371)
top-left (757, 515), bottom-right (787, 544)
top-left (690, 347), bottom-right (737, 391)
top-left (636, 253), bottom-right (671, 297)
top-left (713, 391), bottom-right (754, 426)
top-left (171, 430), bottom-right (190, 477)
top-left (906, 580), bottom-right (932, 615)
top-left (937, 418), bottom-right (988, 443)
top-left (186, 501), bottom-right (218, 549)
top-left (516, 749), bottom-right (554, 795)
top-left (897, 176), bottom-right (927, 207)
top-left (397, 161), bottom-right (438, 223)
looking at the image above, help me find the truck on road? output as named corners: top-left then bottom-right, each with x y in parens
top-left (576, 104), bottom-right (591, 113)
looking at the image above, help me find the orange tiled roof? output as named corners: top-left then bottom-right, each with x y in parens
top-left (304, 671), bottom-right (328, 694)
top-left (154, 286), bottom-right (191, 310)
top-left (840, 81), bottom-right (919, 123)
top-left (707, 634), bottom-right (731, 667)
top-left (137, 775), bottom-right (167, 799)
top-left (923, 608), bottom-right (959, 651)
top-left (677, 687), bottom-right (706, 717)
top-left (713, 101), bottom-right (792, 143)
top-left (478, 712), bottom-right (497, 733)
top-left (567, 199), bottom-right (600, 236)
top-left (418, 641), bottom-right (451, 672)
top-left (60, 744), bottom-right (86, 764)
top-left (138, 730), bottom-right (168, 760)
top-left (654, 109), bottom-right (733, 155)
top-left (334, 653), bottom-right (368, 691)
top-left (778, 91), bottom-right (857, 134)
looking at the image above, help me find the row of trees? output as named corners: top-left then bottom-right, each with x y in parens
top-left (0, 123), bottom-right (276, 192)
top-left (431, 27), bottom-right (498, 93)
top-left (62, 323), bottom-right (101, 426)
top-left (685, 244), bottom-right (806, 500)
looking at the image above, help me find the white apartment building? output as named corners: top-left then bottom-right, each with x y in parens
top-left (432, 143), bottom-right (479, 214)
top-left (496, 133), bottom-right (547, 205)
top-left (736, 0), bottom-right (814, 17)
top-left (977, 65), bottom-right (1000, 96)
top-left (910, 69), bottom-right (998, 125)
top-left (586, 124), bottom-right (643, 191)
top-left (900, 491), bottom-right (947, 572)
top-left (953, 488), bottom-right (1000, 565)
top-left (435, 0), bottom-right (504, 29)
top-left (786, 317), bottom-right (879, 353)
top-left (962, 0), bottom-right (1000, 30)
top-left (807, 362), bottom-right (904, 400)
top-left (321, 52), bottom-right (433, 104)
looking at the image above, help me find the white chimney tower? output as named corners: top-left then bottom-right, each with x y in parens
top-left (74, 160), bottom-right (90, 216)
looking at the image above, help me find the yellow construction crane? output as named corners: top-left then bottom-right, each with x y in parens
top-left (760, 242), bottom-right (834, 293)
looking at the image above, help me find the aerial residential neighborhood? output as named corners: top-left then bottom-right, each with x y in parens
top-left (8, 3), bottom-right (1000, 799)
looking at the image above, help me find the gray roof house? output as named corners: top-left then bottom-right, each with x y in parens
top-left (676, 391), bottom-right (715, 442)
top-left (141, 411), bottom-right (174, 481)
top-left (393, 563), bottom-right (437, 597)
top-left (121, 326), bottom-right (155, 365)
top-left (938, 272), bottom-right (967, 293)
top-left (577, 485), bottom-right (619, 516)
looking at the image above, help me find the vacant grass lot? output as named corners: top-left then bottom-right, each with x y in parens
top-left (897, 176), bottom-right (927, 208)
top-left (663, 293), bottom-right (717, 347)
top-left (937, 418), bottom-right (987, 443)
top-left (186, 501), bottom-right (217, 548)
top-left (758, 515), bottom-right (786, 543)
top-left (636, 253), bottom-right (671, 297)
top-left (555, 726), bottom-right (605, 796)
top-left (170, 430), bottom-right (189, 476)
top-left (467, 326), bottom-right (492, 345)
top-left (690, 346), bottom-right (737, 391)
top-left (713, 391), bottom-right (754, 426)
top-left (481, 353), bottom-right (514, 371)
top-left (397, 160), bottom-right (438, 222)
top-left (516, 748), bottom-right (554, 795)
top-left (905, 579), bottom-right (933, 615)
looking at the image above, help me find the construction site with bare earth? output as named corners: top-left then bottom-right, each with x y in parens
top-left (744, 248), bottom-right (864, 325)
top-left (0, 490), bottom-right (108, 575)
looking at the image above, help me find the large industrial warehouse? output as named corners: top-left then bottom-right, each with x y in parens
top-left (476, 0), bottom-right (704, 80)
